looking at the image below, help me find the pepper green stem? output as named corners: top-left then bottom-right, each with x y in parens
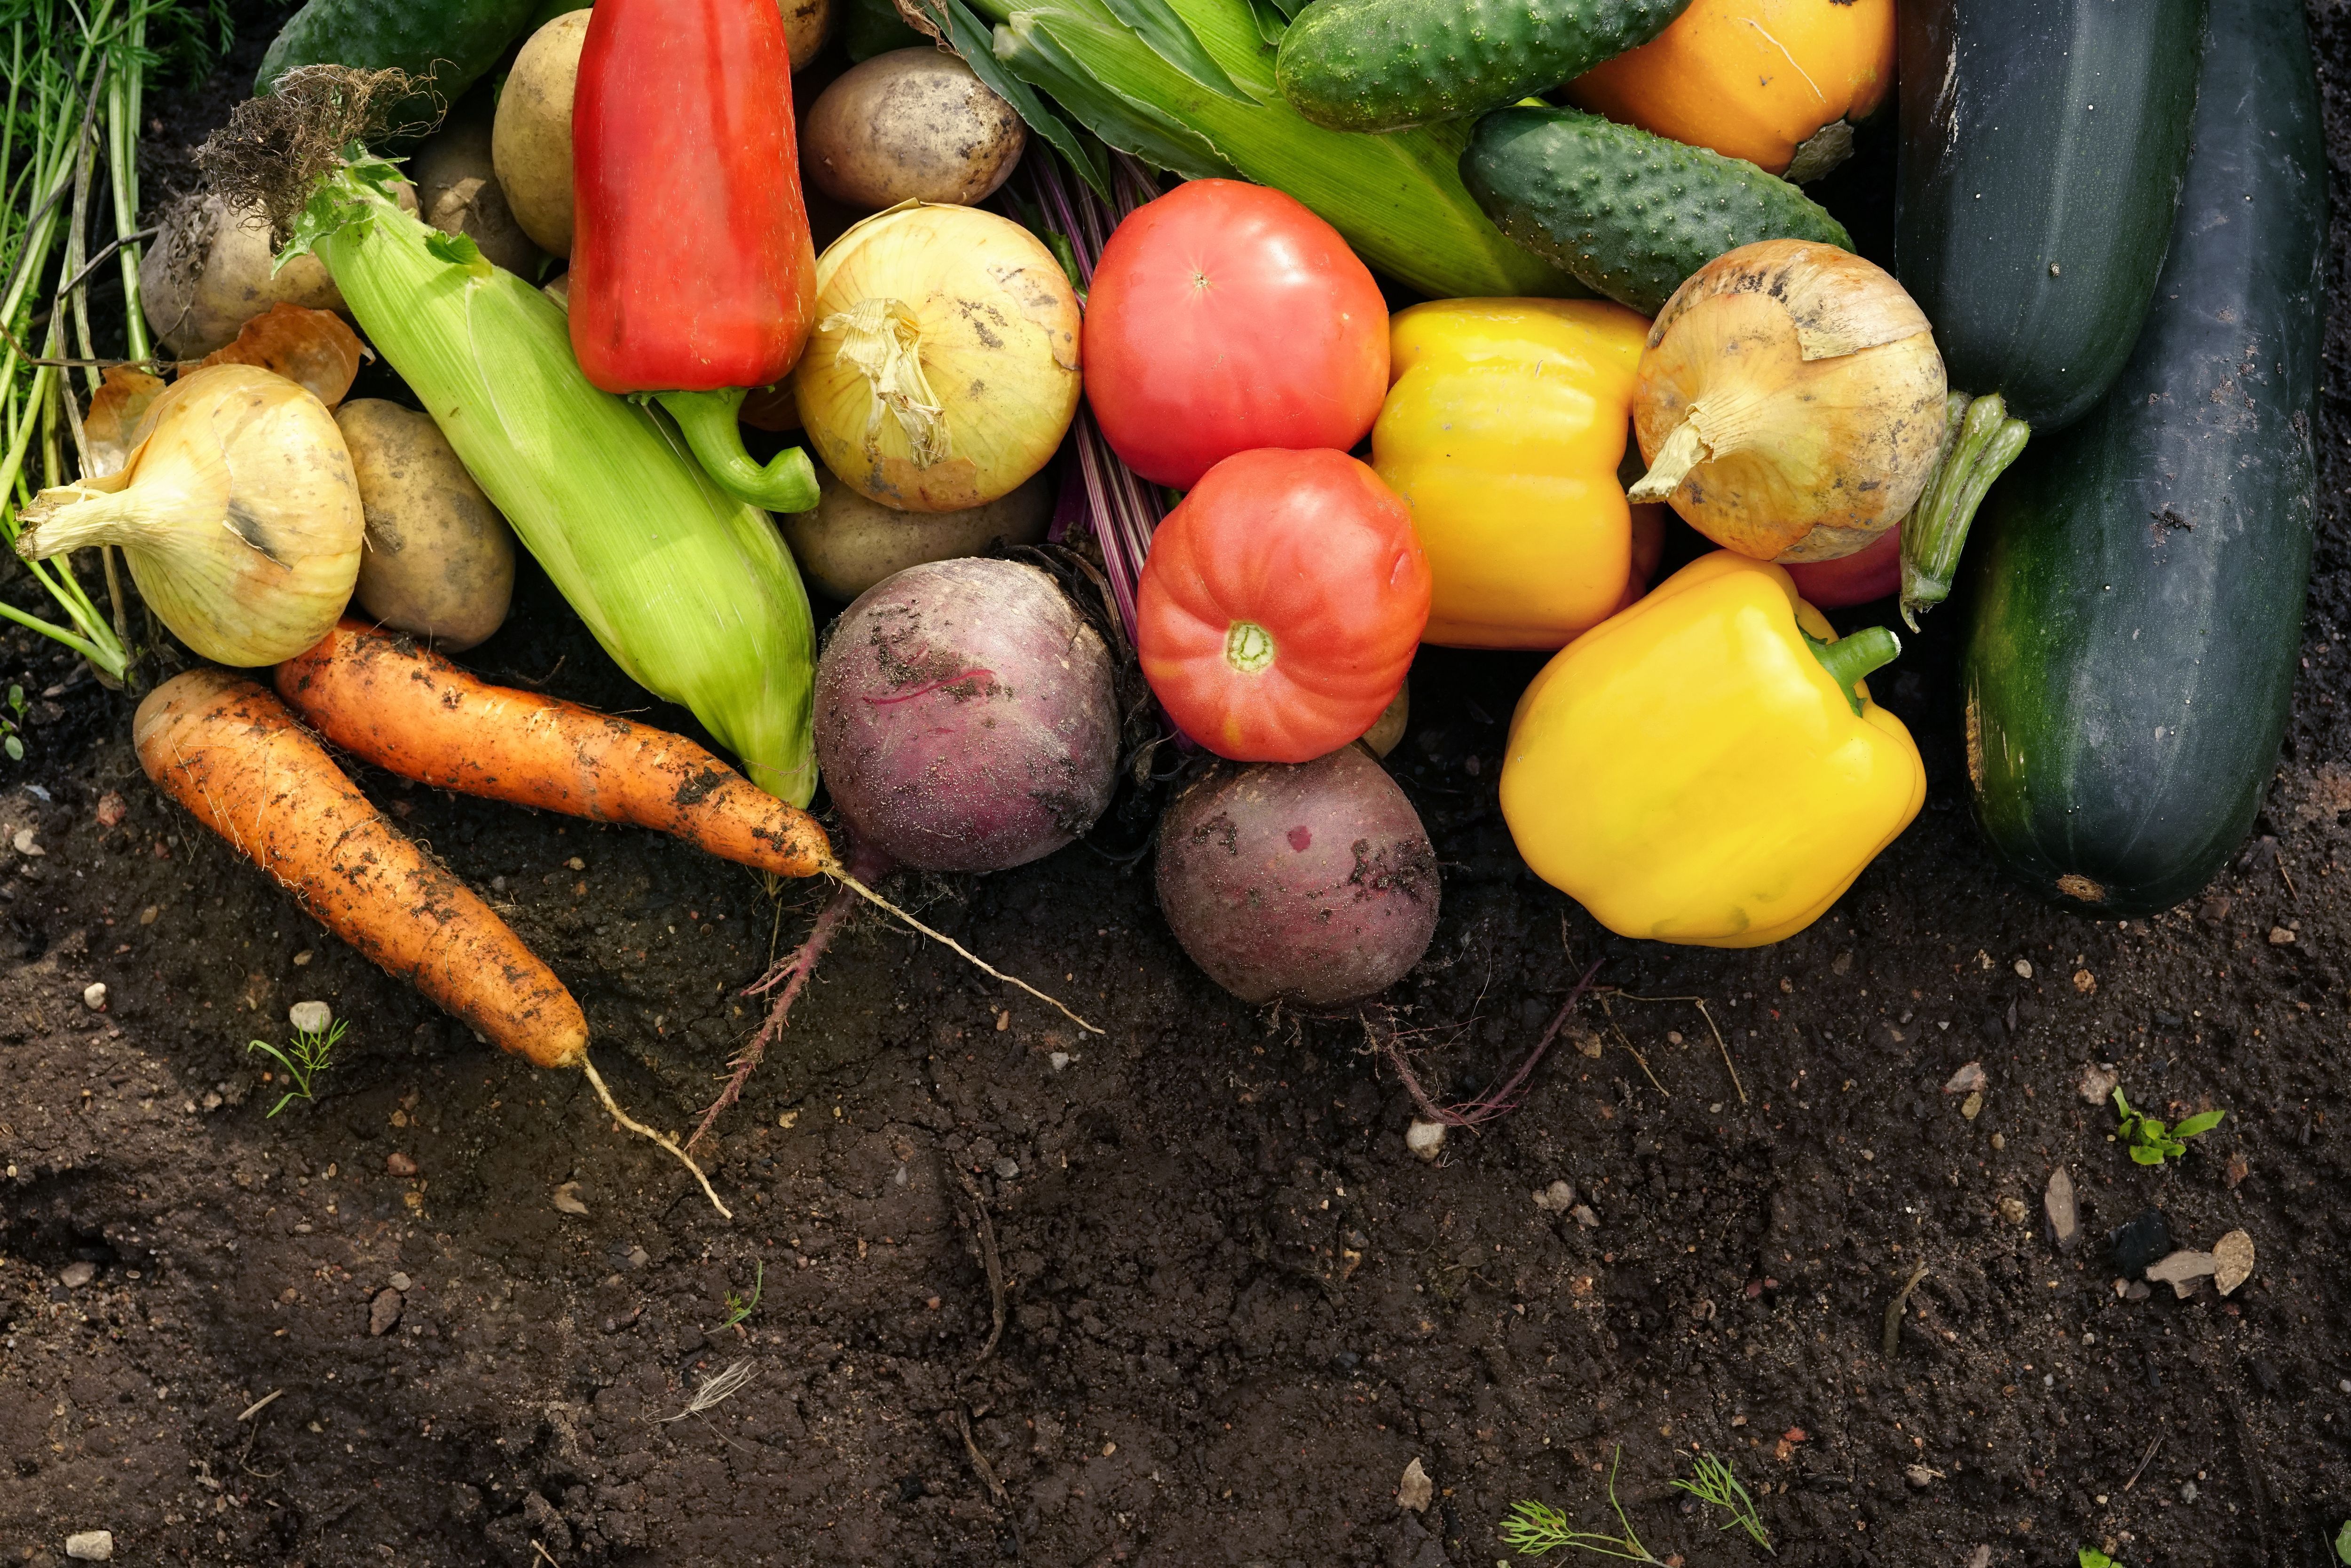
top-left (1807, 623), bottom-right (1900, 716)
top-left (1898, 391), bottom-right (2031, 631)
top-left (656, 388), bottom-right (820, 514)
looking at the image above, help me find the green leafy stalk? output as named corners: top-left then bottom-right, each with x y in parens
top-left (1499, 1449), bottom-right (1664, 1563)
top-left (942, 0), bottom-right (1581, 300)
top-left (247, 1018), bottom-right (349, 1116)
top-left (2112, 1087), bottom-right (2224, 1167)
top-left (1670, 1453), bottom-right (1771, 1552)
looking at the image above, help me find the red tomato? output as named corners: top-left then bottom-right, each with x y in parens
top-left (1137, 449), bottom-right (1429, 762)
top-left (1084, 181), bottom-right (1389, 491)
top-left (1783, 528), bottom-right (1901, 608)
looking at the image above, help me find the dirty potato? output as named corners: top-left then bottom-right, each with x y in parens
top-left (781, 0), bottom-right (835, 69)
top-left (492, 9), bottom-right (590, 257)
top-left (413, 83), bottom-right (546, 276)
top-left (338, 401), bottom-right (517, 651)
top-left (141, 193), bottom-right (348, 359)
top-left (803, 48), bottom-right (1027, 211)
top-left (780, 464), bottom-right (1052, 601)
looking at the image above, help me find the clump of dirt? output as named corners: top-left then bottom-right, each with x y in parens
top-left (2, 5), bottom-right (2350, 1566)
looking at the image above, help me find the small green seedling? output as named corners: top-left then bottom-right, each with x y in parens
top-left (710, 1261), bottom-right (764, 1333)
top-left (3, 685), bottom-right (26, 762)
top-left (2334, 1518), bottom-right (2351, 1565)
top-left (246, 1018), bottom-right (348, 1116)
top-left (1500, 1449), bottom-right (1658, 1562)
top-left (2080, 1550), bottom-right (2115, 1568)
top-left (2113, 1087), bottom-right (2224, 1166)
top-left (1671, 1452), bottom-right (1771, 1551)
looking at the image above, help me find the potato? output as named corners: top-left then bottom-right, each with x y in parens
top-left (337, 401), bottom-right (517, 652)
top-left (141, 194), bottom-right (346, 359)
top-left (804, 49), bottom-right (1027, 211)
top-left (781, 0), bottom-right (836, 69)
top-left (493, 9), bottom-right (589, 257)
top-left (780, 464), bottom-right (1052, 601)
top-left (1361, 678), bottom-right (1410, 758)
top-left (413, 83), bottom-right (547, 277)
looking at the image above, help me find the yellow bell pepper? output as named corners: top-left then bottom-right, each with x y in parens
top-left (1500, 552), bottom-right (1925, 946)
top-left (1373, 298), bottom-right (1651, 649)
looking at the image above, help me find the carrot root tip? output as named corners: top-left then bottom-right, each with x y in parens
top-left (582, 1057), bottom-right (733, 1220)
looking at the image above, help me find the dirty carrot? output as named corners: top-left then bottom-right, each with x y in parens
top-left (135, 668), bottom-right (729, 1215)
top-left (275, 620), bottom-right (831, 878)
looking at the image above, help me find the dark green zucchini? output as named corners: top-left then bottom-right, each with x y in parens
top-left (1894, 0), bottom-right (2205, 433)
top-left (258, 0), bottom-right (537, 107)
top-left (1960, 0), bottom-right (2324, 917)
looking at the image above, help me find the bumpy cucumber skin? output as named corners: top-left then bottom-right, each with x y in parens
top-left (1463, 107), bottom-right (1852, 316)
top-left (1277, 0), bottom-right (1691, 134)
top-left (257, 0), bottom-right (537, 102)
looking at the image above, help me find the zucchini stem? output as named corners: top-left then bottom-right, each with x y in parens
top-left (1898, 391), bottom-right (2031, 629)
top-left (656, 388), bottom-right (820, 513)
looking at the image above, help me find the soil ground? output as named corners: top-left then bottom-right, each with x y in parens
top-left (4, 7), bottom-right (2351, 1567)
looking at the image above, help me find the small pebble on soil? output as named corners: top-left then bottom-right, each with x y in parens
top-left (552, 1182), bottom-right (589, 1216)
top-left (2079, 1062), bottom-right (2120, 1103)
top-left (369, 1288), bottom-right (404, 1336)
top-left (287, 1001), bottom-right (331, 1034)
top-left (385, 1151), bottom-right (418, 1176)
top-left (1533, 1180), bottom-right (1576, 1212)
top-left (2045, 1167), bottom-right (2079, 1252)
top-left (2110, 1208), bottom-right (2174, 1277)
top-left (1405, 1119), bottom-right (1444, 1162)
top-left (63, 1530), bottom-right (111, 1561)
top-left (58, 1261), bottom-right (94, 1289)
top-left (1944, 1061), bottom-right (1987, 1094)
top-left (1396, 1457), bottom-right (1432, 1513)
top-left (2213, 1229), bottom-right (2256, 1296)
top-left (2146, 1250), bottom-right (2217, 1298)
top-left (79, 982), bottom-right (103, 1011)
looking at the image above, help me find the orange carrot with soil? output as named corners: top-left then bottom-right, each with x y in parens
top-left (135, 667), bottom-right (730, 1214)
top-left (275, 620), bottom-right (833, 878)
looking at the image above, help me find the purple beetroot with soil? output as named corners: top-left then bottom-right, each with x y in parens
top-left (1156, 746), bottom-right (1441, 1007)
top-left (814, 557), bottom-right (1120, 873)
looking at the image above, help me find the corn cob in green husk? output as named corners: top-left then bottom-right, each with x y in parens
top-left (285, 155), bottom-right (819, 804)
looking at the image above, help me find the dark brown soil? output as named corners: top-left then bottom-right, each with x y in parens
top-left (4, 8), bottom-right (2351, 1567)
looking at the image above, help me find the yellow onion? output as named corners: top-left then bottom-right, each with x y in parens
top-left (16, 363), bottom-right (362, 665)
top-left (1628, 239), bottom-right (1946, 563)
top-left (793, 202), bottom-right (1081, 513)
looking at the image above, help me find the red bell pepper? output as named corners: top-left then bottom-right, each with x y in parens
top-left (570, 0), bottom-right (820, 512)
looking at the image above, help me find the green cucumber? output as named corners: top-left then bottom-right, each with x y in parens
top-left (1960, 0), bottom-right (2324, 916)
top-left (1894, 0), bottom-right (2205, 434)
top-left (1462, 106), bottom-right (1850, 316)
top-left (257, 0), bottom-right (537, 105)
top-left (1276, 0), bottom-right (1690, 134)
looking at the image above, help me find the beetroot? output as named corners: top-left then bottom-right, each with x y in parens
top-left (1157, 746), bottom-right (1441, 1006)
top-left (814, 557), bottom-right (1119, 873)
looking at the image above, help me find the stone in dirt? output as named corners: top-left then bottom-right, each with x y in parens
top-left (93, 792), bottom-right (125, 828)
top-left (369, 1287), bottom-right (404, 1336)
top-left (385, 1151), bottom-right (418, 1177)
top-left (58, 1261), bottom-right (95, 1289)
top-left (552, 1182), bottom-right (589, 1216)
top-left (1396, 1457), bottom-right (1433, 1513)
top-left (2213, 1230), bottom-right (2256, 1296)
top-left (287, 1000), bottom-right (331, 1035)
top-left (2109, 1209), bottom-right (2173, 1278)
top-left (64, 1531), bottom-right (112, 1560)
top-left (1998, 1196), bottom-right (2028, 1225)
top-left (2044, 1167), bottom-right (2079, 1252)
top-left (2078, 1062), bottom-right (2120, 1103)
top-left (1404, 1119), bottom-right (1445, 1162)
top-left (80, 982), bottom-right (104, 1011)
top-left (1533, 1180), bottom-right (1576, 1213)
top-left (1944, 1061), bottom-right (1987, 1094)
top-left (2145, 1250), bottom-right (2217, 1298)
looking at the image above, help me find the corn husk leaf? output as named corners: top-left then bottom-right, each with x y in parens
top-left (954, 0), bottom-right (1581, 300)
top-left (285, 158), bottom-right (820, 804)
